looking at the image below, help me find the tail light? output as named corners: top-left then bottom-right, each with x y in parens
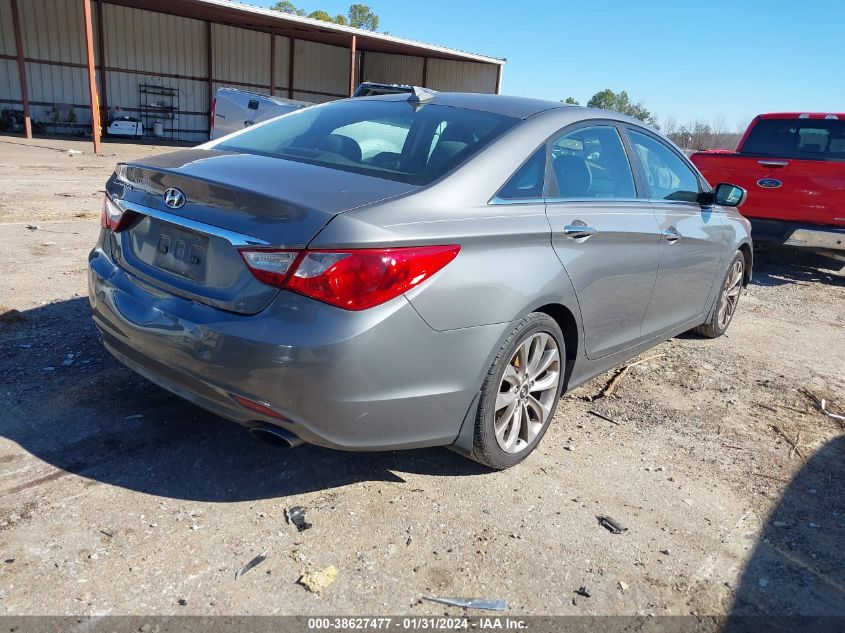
top-left (100, 194), bottom-right (137, 232)
top-left (239, 245), bottom-right (460, 311)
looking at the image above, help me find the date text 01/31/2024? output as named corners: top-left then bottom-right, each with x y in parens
top-left (307, 617), bottom-right (527, 630)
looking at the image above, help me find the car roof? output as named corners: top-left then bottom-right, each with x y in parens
top-left (358, 92), bottom-right (577, 119)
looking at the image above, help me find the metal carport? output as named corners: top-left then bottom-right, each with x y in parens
top-left (0, 0), bottom-right (505, 152)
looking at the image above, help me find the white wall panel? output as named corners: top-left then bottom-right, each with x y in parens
top-left (25, 63), bottom-right (91, 127)
top-left (0, 0), bottom-right (15, 56)
top-left (360, 52), bottom-right (423, 87)
top-left (427, 59), bottom-right (498, 93)
top-left (0, 59), bottom-right (21, 103)
top-left (272, 35), bottom-right (291, 92)
top-left (19, 0), bottom-right (85, 63)
top-left (212, 24), bottom-right (270, 88)
top-left (103, 4), bottom-right (207, 77)
top-left (294, 40), bottom-right (349, 98)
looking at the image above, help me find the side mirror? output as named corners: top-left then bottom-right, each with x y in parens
top-left (714, 183), bottom-right (747, 207)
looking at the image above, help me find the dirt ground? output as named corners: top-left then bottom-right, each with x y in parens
top-left (0, 135), bottom-right (843, 618)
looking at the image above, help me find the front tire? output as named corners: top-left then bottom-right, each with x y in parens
top-left (472, 312), bottom-right (565, 470)
top-left (695, 251), bottom-right (745, 339)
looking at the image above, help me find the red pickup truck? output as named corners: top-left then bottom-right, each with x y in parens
top-left (691, 113), bottom-right (845, 254)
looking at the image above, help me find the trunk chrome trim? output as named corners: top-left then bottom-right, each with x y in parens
top-left (117, 200), bottom-right (270, 247)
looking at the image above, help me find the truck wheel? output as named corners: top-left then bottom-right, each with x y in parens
top-left (473, 313), bottom-right (565, 470)
top-left (695, 251), bottom-right (745, 339)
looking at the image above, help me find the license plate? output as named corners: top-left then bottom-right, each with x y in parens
top-left (152, 225), bottom-right (209, 282)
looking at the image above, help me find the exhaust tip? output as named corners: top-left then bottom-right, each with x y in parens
top-left (249, 425), bottom-right (304, 448)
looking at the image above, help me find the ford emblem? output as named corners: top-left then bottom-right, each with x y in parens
top-left (757, 178), bottom-right (782, 189)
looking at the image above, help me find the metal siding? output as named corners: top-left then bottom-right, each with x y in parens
top-left (427, 59), bottom-right (498, 93)
top-left (107, 70), bottom-right (208, 141)
top-left (360, 51), bottom-right (423, 86)
top-left (212, 24), bottom-right (270, 88)
top-left (18, 0), bottom-right (85, 63)
top-left (0, 0), bottom-right (15, 56)
top-left (25, 63), bottom-right (91, 125)
top-left (99, 4), bottom-right (209, 142)
top-left (0, 59), bottom-right (21, 102)
top-left (294, 39), bottom-right (348, 98)
top-left (103, 4), bottom-right (207, 77)
top-left (292, 91), bottom-right (335, 104)
top-left (272, 35), bottom-right (291, 91)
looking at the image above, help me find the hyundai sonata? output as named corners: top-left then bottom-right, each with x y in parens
top-left (89, 92), bottom-right (751, 469)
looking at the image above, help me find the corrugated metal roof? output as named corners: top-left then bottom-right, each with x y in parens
top-left (107, 0), bottom-right (506, 66)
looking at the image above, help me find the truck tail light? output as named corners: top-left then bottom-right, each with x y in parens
top-left (239, 245), bottom-right (460, 311)
top-left (100, 194), bottom-right (137, 232)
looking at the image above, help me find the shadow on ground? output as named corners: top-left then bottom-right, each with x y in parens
top-left (724, 435), bottom-right (845, 628)
top-left (0, 298), bottom-right (488, 503)
top-left (752, 247), bottom-right (845, 287)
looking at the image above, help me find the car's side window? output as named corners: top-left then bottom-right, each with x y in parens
top-left (496, 147), bottom-right (546, 200)
top-left (548, 126), bottom-right (636, 199)
top-left (627, 130), bottom-right (700, 203)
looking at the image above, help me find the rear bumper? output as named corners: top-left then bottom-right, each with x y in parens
top-left (749, 218), bottom-right (845, 252)
top-left (88, 247), bottom-right (505, 450)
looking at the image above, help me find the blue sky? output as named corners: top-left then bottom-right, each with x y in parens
top-left (254, 0), bottom-right (845, 130)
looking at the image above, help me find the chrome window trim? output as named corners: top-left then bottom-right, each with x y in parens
top-left (544, 197), bottom-right (645, 205)
top-left (116, 200), bottom-right (270, 247)
top-left (489, 196), bottom-right (546, 206)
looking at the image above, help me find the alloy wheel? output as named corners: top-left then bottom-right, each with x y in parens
top-left (717, 259), bottom-right (744, 330)
top-left (494, 333), bottom-right (561, 454)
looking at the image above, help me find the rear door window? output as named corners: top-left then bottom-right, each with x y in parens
top-left (741, 118), bottom-right (845, 160)
top-left (548, 125), bottom-right (636, 199)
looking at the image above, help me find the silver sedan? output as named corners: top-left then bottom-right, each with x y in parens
top-left (89, 92), bottom-right (751, 469)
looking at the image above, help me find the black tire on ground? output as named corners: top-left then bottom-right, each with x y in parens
top-left (472, 312), bottom-right (565, 470)
top-left (694, 250), bottom-right (745, 339)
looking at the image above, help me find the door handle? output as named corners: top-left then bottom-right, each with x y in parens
top-left (562, 223), bottom-right (598, 240)
top-left (663, 227), bottom-right (681, 243)
top-left (757, 160), bottom-right (789, 168)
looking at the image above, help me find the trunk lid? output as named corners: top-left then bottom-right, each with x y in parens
top-left (107, 148), bottom-right (418, 314)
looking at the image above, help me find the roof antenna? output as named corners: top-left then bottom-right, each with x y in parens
top-left (408, 86), bottom-right (436, 104)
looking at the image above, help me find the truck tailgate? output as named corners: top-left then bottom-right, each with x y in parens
top-left (692, 152), bottom-right (845, 227)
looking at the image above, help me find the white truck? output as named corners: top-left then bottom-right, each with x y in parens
top-left (210, 87), bottom-right (311, 140)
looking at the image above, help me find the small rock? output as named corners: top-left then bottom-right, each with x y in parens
top-left (618, 581), bottom-right (629, 592)
top-left (660, 549), bottom-right (671, 556)
top-left (177, 598), bottom-right (187, 606)
top-left (298, 565), bottom-right (338, 593)
top-left (758, 578), bottom-right (769, 589)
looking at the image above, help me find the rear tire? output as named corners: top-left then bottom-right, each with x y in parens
top-left (695, 251), bottom-right (745, 339)
top-left (472, 313), bottom-right (565, 470)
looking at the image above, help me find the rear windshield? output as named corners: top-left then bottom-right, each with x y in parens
top-left (215, 99), bottom-right (518, 185)
top-left (741, 118), bottom-right (845, 160)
